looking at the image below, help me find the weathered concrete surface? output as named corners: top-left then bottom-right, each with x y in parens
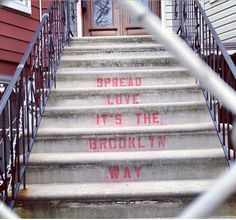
top-left (14, 181), bottom-right (236, 218)
top-left (56, 67), bottom-right (194, 88)
top-left (70, 35), bottom-right (156, 45)
top-left (14, 35), bottom-right (230, 218)
top-left (32, 124), bottom-right (221, 153)
top-left (47, 84), bottom-right (204, 107)
top-left (40, 101), bottom-right (210, 128)
top-left (26, 149), bottom-right (227, 184)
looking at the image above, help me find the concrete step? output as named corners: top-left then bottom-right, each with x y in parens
top-left (62, 43), bottom-right (165, 55)
top-left (47, 84), bottom-right (203, 107)
top-left (59, 54), bottom-right (178, 68)
top-left (15, 180), bottom-right (236, 218)
top-left (70, 35), bottom-right (156, 45)
top-left (40, 102), bottom-right (211, 129)
top-left (25, 149), bottom-right (227, 184)
top-left (32, 123), bottom-right (221, 153)
top-left (56, 67), bottom-right (195, 88)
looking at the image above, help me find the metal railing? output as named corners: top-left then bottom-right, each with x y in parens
top-left (0, 0), bottom-right (75, 208)
top-left (174, 0), bottom-right (236, 162)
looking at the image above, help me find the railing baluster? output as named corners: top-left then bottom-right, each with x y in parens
top-left (9, 93), bottom-right (14, 202)
top-left (2, 107), bottom-right (8, 200)
top-left (21, 70), bottom-right (26, 190)
top-left (16, 83), bottom-right (20, 184)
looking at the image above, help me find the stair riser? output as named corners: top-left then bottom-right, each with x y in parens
top-left (70, 36), bottom-right (155, 45)
top-left (59, 57), bottom-right (178, 68)
top-left (56, 68), bottom-right (190, 79)
top-left (26, 157), bottom-right (226, 184)
top-left (14, 199), bottom-right (192, 218)
top-left (62, 46), bottom-right (164, 55)
top-left (40, 107), bottom-right (210, 129)
top-left (14, 198), bottom-right (236, 219)
top-left (32, 132), bottom-right (221, 153)
top-left (47, 89), bottom-right (204, 107)
top-left (56, 74), bottom-right (195, 88)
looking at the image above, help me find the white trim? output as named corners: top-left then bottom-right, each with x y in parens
top-left (77, 0), bottom-right (83, 37)
top-left (39, 0), bottom-right (42, 21)
top-left (0, 0), bottom-right (31, 14)
top-left (161, 0), bottom-right (166, 28)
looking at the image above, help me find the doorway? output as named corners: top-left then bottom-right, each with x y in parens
top-left (82, 0), bottom-right (161, 36)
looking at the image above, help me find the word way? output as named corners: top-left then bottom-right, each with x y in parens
top-left (107, 165), bottom-right (142, 181)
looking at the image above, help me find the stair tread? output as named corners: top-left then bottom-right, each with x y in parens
top-left (28, 149), bottom-right (226, 165)
top-left (37, 123), bottom-right (216, 136)
top-left (51, 84), bottom-right (200, 93)
top-left (64, 43), bottom-right (162, 50)
top-left (57, 66), bottom-right (188, 74)
top-left (72, 35), bottom-right (153, 40)
top-left (61, 53), bottom-right (175, 61)
top-left (17, 179), bottom-right (216, 201)
top-left (44, 101), bottom-right (207, 113)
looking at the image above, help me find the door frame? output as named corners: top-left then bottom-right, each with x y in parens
top-left (82, 0), bottom-right (162, 36)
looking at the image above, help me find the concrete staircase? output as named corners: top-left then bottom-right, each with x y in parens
top-left (14, 36), bottom-right (233, 218)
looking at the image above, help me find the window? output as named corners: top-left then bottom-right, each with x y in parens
top-left (93, 0), bottom-right (113, 27)
top-left (0, 0), bottom-right (31, 14)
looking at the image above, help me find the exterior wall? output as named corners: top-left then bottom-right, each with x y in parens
top-left (204, 0), bottom-right (236, 43)
top-left (0, 1), bottom-right (50, 76)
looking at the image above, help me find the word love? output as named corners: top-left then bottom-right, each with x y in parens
top-left (106, 93), bottom-right (139, 105)
top-left (107, 165), bottom-right (142, 181)
top-left (97, 77), bottom-right (142, 88)
top-left (88, 135), bottom-right (166, 152)
top-left (95, 112), bottom-right (162, 126)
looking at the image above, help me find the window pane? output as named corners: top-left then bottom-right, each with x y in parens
top-left (130, 0), bottom-right (149, 25)
top-left (93, 0), bottom-right (113, 27)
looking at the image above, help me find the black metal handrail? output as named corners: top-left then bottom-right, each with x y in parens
top-left (174, 0), bottom-right (236, 162)
top-left (0, 0), bottom-right (75, 207)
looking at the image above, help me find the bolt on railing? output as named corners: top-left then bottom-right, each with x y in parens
top-left (0, 0), bottom-right (76, 208)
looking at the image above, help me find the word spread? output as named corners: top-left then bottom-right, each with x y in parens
top-left (97, 77), bottom-right (142, 87)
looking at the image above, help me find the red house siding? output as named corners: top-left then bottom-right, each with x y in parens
top-left (0, 0), bottom-right (50, 76)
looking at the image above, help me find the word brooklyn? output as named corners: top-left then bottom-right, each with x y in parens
top-left (88, 136), bottom-right (166, 151)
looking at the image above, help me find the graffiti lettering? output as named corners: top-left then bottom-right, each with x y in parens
top-left (108, 165), bottom-right (142, 181)
top-left (97, 77), bottom-right (142, 87)
top-left (96, 114), bottom-right (122, 126)
top-left (135, 112), bottom-right (162, 125)
top-left (106, 93), bottom-right (139, 105)
top-left (88, 136), bottom-right (167, 151)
